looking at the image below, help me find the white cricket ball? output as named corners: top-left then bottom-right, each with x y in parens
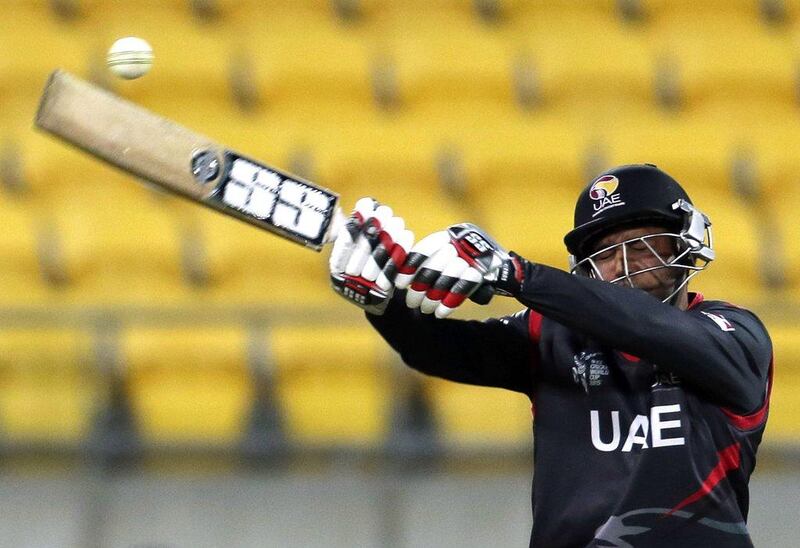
top-left (107, 37), bottom-right (153, 80)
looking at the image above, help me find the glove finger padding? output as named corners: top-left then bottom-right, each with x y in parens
top-left (329, 197), bottom-right (377, 274)
top-left (330, 198), bottom-right (413, 315)
top-left (398, 222), bottom-right (525, 317)
top-left (420, 255), bottom-right (469, 314)
top-left (377, 222), bottom-right (413, 292)
top-left (433, 263), bottom-right (486, 319)
top-left (406, 242), bottom-right (457, 309)
top-left (395, 231), bottom-right (450, 290)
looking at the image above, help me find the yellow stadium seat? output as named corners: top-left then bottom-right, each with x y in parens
top-left (684, 186), bottom-right (764, 305)
top-left (516, 8), bottom-right (653, 109)
top-left (645, 11), bottom-right (795, 108)
top-left (193, 204), bottom-right (336, 307)
top-left (601, 103), bottom-right (800, 195)
top-left (239, 6), bottom-right (378, 106)
top-left (641, 0), bottom-right (783, 20)
top-left (771, 174), bottom-right (800, 293)
top-left (602, 110), bottom-right (733, 191)
top-left (268, 325), bottom-right (392, 446)
top-left (481, 178), bottom-right (577, 271)
top-left (454, 106), bottom-right (586, 269)
top-left (377, 7), bottom-right (517, 106)
top-left (286, 104), bottom-right (480, 234)
top-left (121, 325), bottom-right (254, 444)
top-left (93, 5), bottom-right (245, 106)
top-left (0, 197), bottom-right (51, 306)
top-left (35, 178), bottom-right (194, 306)
top-left (766, 323), bottom-right (800, 443)
top-left (426, 378), bottom-right (532, 448)
top-left (0, 5), bottom-right (99, 95)
top-left (0, 327), bottom-right (102, 444)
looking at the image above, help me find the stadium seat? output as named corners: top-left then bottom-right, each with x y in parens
top-left (640, 0), bottom-right (796, 22)
top-left (480, 178), bottom-right (576, 271)
top-left (682, 186), bottom-right (765, 305)
top-left (425, 378), bottom-right (532, 448)
top-left (515, 8), bottom-right (653, 110)
top-left (0, 197), bottom-right (52, 306)
top-left (193, 204), bottom-right (336, 307)
top-left (765, 323), bottom-right (800, 443)
top-left (299, 105), bottom-right (479, 234)
top-left (645, 11), bottom-right (795, 109)
top-left (268, 325), bottom-right (392, 446)
top-left (2, 0), bottom-right (799, 461)
top-left (92, 5), bottom-right (244, 106)
top-left (0, 327), bottom-right (101, 444)
top-left (377, 7), bottom-right (516, 107)
top-left (601, 110), bottom-right (733, 190)
top-left (120, 325), bottom-right (254, 445)
top-left (238, 5), bottom-right (378, 107)
top-left (0, 5), bottom-right (98, 95)
top-left (771, 172), bottom-right (800, 293)
top-left (33, 176), bottom-right (194, 306)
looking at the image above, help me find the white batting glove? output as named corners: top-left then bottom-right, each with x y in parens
top-left (395, 223), bottom-right (526, 318)
top-left (329, 197), bottom-right (414, 315)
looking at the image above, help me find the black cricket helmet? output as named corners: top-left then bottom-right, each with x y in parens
top-left (564, 164), bottom-right (715, 303)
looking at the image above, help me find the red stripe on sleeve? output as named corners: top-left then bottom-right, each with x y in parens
top-left (721, 356), bottom-right (774, 430)
top-left (528, 310), bottom-right (543, 343)
top-left (665, 442), bottom-right (741, 516)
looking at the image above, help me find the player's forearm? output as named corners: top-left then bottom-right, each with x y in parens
top-left (515, 263), bottom-right (769, 411)
top-left (366, 294), bottom-right (533, 396)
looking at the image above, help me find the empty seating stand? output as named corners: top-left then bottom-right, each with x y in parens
top-left (120, 325), bottom-right (254, 445)
top-left (0, 327), bottom-right (101, 445)
top-left (0, 1), bottom-right (797, 455)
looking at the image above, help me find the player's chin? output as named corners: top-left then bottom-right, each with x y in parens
top-left (623, 277), bottom-right (668, 297)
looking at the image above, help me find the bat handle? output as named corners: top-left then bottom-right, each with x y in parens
top-left (323, 207), bottom-right (348, 244)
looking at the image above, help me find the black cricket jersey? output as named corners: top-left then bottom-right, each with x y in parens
top-left (367, 263), bottom-right (773, 548)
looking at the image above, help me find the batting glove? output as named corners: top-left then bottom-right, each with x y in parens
top-left (329, 197), bottom-right (414, 315)
top-left (395, 223), bottom-right (527, 318)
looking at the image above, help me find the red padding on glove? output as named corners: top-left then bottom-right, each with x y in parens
top-left (442, 292), bottom-right (469, 308)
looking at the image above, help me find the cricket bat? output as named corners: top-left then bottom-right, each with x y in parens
top-left (34, 70), bottom-right (345, 251)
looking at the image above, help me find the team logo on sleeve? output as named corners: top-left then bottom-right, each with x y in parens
top-left (700, 311), bottom-right (735, 332)
top-left (589, 175), bottom-right (626, 217)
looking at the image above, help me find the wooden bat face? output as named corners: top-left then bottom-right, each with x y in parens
top-left (35, 70), bottom-right (343, 251)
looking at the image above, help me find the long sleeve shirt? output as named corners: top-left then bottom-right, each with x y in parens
top-left (367, 263), bottom-right (773, 548)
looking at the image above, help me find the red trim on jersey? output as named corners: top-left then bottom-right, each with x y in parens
top-left (528, 310), bottom-right (543, 343)
top-left (687, 292), bottom-right (704, 310)
top-left (665, 442), bottom-right (742, 516)
top-left (721, 355), bottom-right (774, 430)
top-left (528, 310), bottom-right (543, 415)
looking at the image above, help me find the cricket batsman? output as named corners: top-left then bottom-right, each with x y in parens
top-left (329, 164), bottom-right (773, 547)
